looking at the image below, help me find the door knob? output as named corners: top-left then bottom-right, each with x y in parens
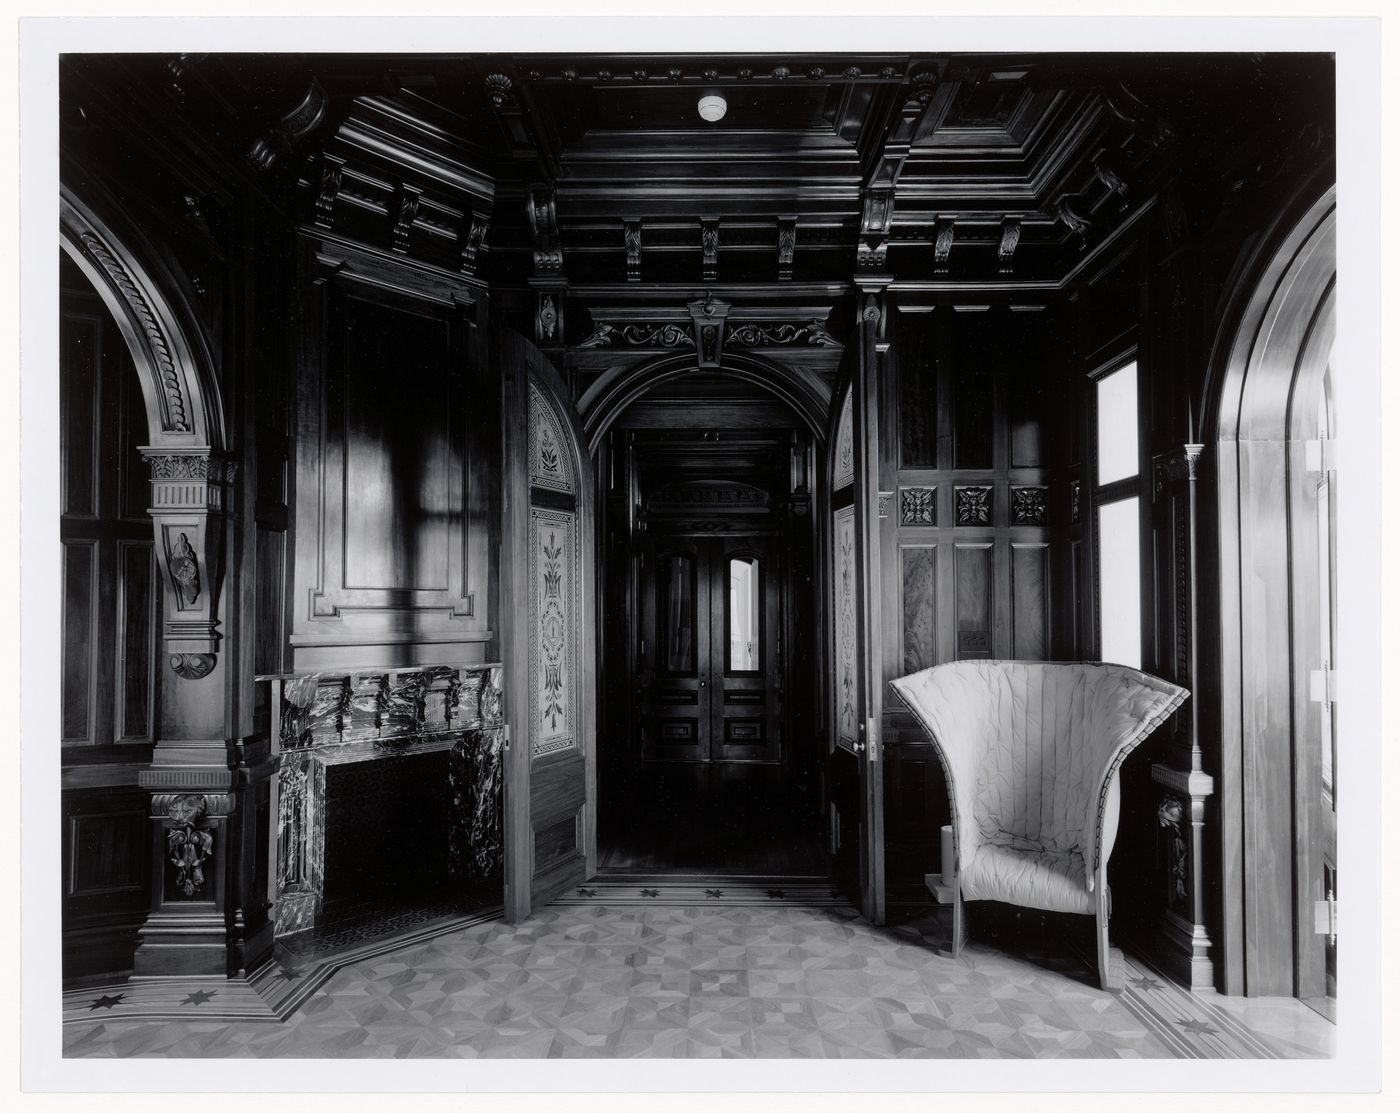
top-left (851, 741), bottom-right (866, 754)
top-left (699, 680), bottom-right (707, 688)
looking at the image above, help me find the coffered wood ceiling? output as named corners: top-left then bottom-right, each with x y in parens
top-left (61, 50), bottom-right (1334, 314)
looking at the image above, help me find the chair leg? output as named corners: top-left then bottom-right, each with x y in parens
top-left (1096, 883), bottom-right (1124, 992)
top-left (950, 884), bottom-right (966, 958)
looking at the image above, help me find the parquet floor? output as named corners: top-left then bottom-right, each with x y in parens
top-left (63, 895), bottom-right (1333, 1060)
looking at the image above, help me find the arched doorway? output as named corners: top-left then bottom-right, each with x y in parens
top-left (588, 365), bottom-right (829, 877)
top-left (1208, 185), bottom-right (1336, 1008)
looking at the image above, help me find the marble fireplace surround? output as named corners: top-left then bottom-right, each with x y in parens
top-left (257, 663), bottom-right (505, 938)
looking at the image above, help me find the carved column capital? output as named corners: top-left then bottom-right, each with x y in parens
top-left (1153, 443), bottom-right (1205, 502)
top-left (140, 445), bottom-right (235, 663)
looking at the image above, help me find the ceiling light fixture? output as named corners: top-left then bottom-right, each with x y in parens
top-left (697, 94), bottom-right (727, 123)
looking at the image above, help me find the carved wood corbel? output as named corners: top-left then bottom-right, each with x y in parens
top-left (997, 218), bottom-right (1022, 274)
top-left (624, 219), bottom-right (642, 282)
top-left (933, 218), bottom-right (956, 275)
top-left (700, 219), bottom-right (720, 282)
top-left (777, 218), bottom-right (797, 281)
top-left (459, 211), bottom-right (490, 276)
top-left (140, 446), bottom-right (236, 672)
top-left (527, 185), bottom-right (563, 275)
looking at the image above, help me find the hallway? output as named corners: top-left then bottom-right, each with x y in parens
top-left (63, 896), bottom-right (1333, 1060)
top-left (598, 764), bottom-right (827, 876)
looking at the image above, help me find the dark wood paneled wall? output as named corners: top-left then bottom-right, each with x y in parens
top-left (60, 256), bottom-right (160, 980)
top-left (290, 234), bottom-right (498, 670)
top-left (876, 303), bottom-right (1072, 887)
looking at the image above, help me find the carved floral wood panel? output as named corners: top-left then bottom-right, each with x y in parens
top-left (529, 382), bottom-right (574, 495)
top-left (530, 507), bottom-right (579, 759)
top-left (834, 505), bottom-right (859, 751)
top-left (833, 393), bottom-right (854, 491)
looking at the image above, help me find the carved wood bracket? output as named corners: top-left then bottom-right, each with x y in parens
top-left (140, 446), bottom-right (237, 667)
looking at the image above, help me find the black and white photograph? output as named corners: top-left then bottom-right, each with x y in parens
top-left (14, 10), bottom-right (1388, 1098)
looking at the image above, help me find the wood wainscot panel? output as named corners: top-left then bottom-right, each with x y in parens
top-left (896, 313), bottom-right (939, 468)
top-left (900, 544), bottom-right (937, 674)
top-left (60, 253), bottom-right (164, 755)
top-left (954, 542), bottom-right (993, 660)
top-left (62, 786), bottom-right (152, 983)
top-left (1010, 542), bottom-right (1050, 660)
top-left (61, 540), bottom-right (97, 745)
top-left (115, 539), bottom-right (158, 742)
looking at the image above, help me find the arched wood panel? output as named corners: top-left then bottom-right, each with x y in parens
top-left (499, 329), bottom-right (597, 920)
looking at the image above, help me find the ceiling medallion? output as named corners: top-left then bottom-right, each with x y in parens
top-left (698, 95), bottom-right (727, 123)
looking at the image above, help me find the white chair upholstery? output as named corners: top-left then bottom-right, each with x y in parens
top-left (889, 660), bottom-right (1188, 990)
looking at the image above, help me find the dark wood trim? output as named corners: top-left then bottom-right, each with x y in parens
top-left (1207, 187), bottom-right (1335, 996)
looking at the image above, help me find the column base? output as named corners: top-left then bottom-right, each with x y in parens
top-left (132, 909), bottom-right (228, 977)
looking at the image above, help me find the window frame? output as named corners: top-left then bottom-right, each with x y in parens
top-left (1087, 351), bottom-right (1147, 668)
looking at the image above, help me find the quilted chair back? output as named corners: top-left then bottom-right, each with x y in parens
top-left (889, 661), bottom-right (1187, 885)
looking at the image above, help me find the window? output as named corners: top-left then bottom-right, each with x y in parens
top-left (727, 555), bottom-right (761, 672)
top-left (1093, 360), bottom-right (1142, 669)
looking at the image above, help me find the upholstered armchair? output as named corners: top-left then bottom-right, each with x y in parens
top-left (889, 660), bottom-right (1188, 991)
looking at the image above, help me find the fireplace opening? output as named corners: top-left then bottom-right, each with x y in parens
top-left (322, 750), bottom-right (452, 909)
top-left (264, 664), bottom-right (506, 968)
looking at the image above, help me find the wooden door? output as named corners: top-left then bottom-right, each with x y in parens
top-left (828, 364), bottom-right (886, 923)
top-left (640, 533), bottom-right (782, 765)
top-left (712, 538), bottom-right (782, 762)
top-left (500, 331), bottom-right (596, 921)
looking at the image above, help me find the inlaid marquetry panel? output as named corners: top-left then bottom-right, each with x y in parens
top-left (833, 392), bottom-right (854, 490)
top-left (530, 507), bottom-right (579, 760)
top-left (529, 382), bottom-right (574, 495)
top-left (833, 505), bottom-right (859, 751)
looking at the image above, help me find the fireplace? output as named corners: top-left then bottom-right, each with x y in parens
top-left (258, 663), bottom-right (504, 942)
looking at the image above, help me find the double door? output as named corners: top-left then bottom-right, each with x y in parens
top-left (640, 533), bottom-right (781, 764)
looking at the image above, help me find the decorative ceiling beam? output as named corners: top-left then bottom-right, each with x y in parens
top-left (856, 67), bottom-right (938, 280)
